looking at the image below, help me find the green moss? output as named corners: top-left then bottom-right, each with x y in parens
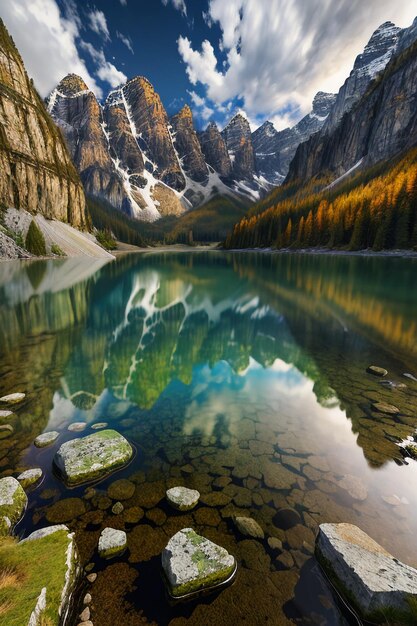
top-left (171, 559), bottom-right (236, 598)
top-left (0, 530), bottom-right (76, 626)
top-left (25, 220), bottom-right (46, 256)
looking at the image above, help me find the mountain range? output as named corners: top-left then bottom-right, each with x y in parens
top-left (1, 14), bottom-right (417, 252)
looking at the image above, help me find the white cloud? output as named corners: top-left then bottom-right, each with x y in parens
top-left (162, 0), bottom-right (187, 17)
top-left (178, 0), bottom-right (417, 127)
top-left (88, 9), bottom-right (110, 41)
top-left (116, 30), bottom-right (134, 54)
top-left (1, 0), bottom-right (102, 97)
top-left (80, 42), bottom-right (127, 88)
top-left (120, 0), bottom-right (127, 5)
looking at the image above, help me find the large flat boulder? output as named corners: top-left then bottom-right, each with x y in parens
top-left (0, 476), bottom-right (27, 529)
top-left (162, 528), bottom-right (236, 598)
top-left (316, 523), bottom-right (417, 623)
top-left (0, 525), bottom-right (79, 625)
top-left (53, 429), bottom-right (133, 485)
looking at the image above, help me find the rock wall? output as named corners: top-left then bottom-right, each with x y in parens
top-left (0, 20), bottom-right (86, 228)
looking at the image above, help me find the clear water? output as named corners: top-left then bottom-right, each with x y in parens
top-left (1, 251), bottom-right (417, 626)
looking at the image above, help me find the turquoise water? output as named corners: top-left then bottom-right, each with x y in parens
top-left (1, 251), bottom-right (417, 625)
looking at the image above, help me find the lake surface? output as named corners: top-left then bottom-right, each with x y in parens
top-left (1, 251), bottom-right (417, 625)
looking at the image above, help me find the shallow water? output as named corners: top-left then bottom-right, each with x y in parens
top-left (1, 251), bottom-right (417, 625)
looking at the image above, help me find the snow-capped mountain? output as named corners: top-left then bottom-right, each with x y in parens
top-left (324, 21), bottom-right (402, 131)
top-left (47, 75), bottom-right (268, 221)
top-left (252, 92), bottom-right (336, 184)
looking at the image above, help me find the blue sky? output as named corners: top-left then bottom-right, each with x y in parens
top-left (1, 0), bottom-right (416, 130)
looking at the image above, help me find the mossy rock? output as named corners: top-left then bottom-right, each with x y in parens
top-left (53, 429), bottom-right (133, 485)
top-left (0, 477), bottom-right (27, 528)
top-left (162, 528), bottom-right (236, 598)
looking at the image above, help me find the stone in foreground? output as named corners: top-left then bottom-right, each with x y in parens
top-left (234, 516), bottom-right (264, 539)
top-left (162, 528), bottom-right (236, 598)
top-left (0, 476), bottom-right (27, 528)
top-left (54, 429), bottom-right (133, 485)
top-left (0, 409), bottom-right (13, 418)
top-left (35, 431), bottom-right (59, 447)
top-left (316, 523), bottom-right (417, 622)
top-left (0, 392), bottom-right (25, 404)
top-left (166, 486), bottom-right (200, 511)
top-left (98, 527), bottom-right (127, 558)
top-left (17, 467), bottom-right (43, 489)
top-left (367, 366), bottom-right (388, 377)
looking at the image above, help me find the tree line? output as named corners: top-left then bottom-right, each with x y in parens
top-left (225, 149), bottom-right (417, 251)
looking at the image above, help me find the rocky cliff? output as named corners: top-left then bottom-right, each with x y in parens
top-left (324, 22), bottom-right (401, 132)
top-left (0, 20), bottom-right (86, 228)
top-left (221, 114), bottom-right (256, 181)
top-left (252, 92), bottom-right (336, 184)
top-left (170, 105), bottom-right (208, 183)
top-left (287, 36), bottom-right (417, 183)
top-left (47, 74), bottom-right (127, 213)
top-left (198, 122), bottom-right (232, 178)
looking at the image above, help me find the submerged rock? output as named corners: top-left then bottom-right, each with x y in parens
top-left (162, 528), bottom-right (236, 598)
top-left (107, 478), bottom-right (135, 500)
top-left (234, 516), bottom-right (264, 539)
top-left (372, 401), bottom-right (400, 415)
top-left (316, 523), bottom-right (417, 622)
top-left (0, 476), bottom-right (27, 529)
top-left (366, 366), bottom-right (388, 377)
top-left (98, 527), bottom-right (127, 558)
top-left (54, 429), bottom-right (133, 485)
top-left (91, 422), bottom-right (108, 430)
top-left (17, 468), bottom-right (43, 489)
top-left (34, 431), bottom-right (59, 447)
top-left (0, 392), bottom-right (25, 404)
top-left (68, 422), bottom-right (87, 432)
top-left (0, 409), bottom-right (13, 419)
top-left (166, 486), bottom-right (200, 511)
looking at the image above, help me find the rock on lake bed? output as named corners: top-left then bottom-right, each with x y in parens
top-left (53, 429), bottom-right (133, 485)
top-left (316, 523), bottom-right (417, 622)
top-left (162, 528), bottom-right (236, 598)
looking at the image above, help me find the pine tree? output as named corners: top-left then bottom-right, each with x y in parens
top-left (25, 220), bottom-right (46, 256)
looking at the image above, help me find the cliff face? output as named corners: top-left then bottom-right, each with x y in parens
top-left (198, 122), bottom-right (232, 178)
top-left (121, 77), bottom-right (185, 190)
top-left (287, 39), bottom-right (417, 183)
top-left (0, 21), bottom-right (86, 228)
top-left (324, 22), bottom-right (401, 132)
top-left (222, 114), bottom-right (256, 180)
top-left (170, 105), bottom-right (208, 183)
top-left (47, 74), bottom-right (128, 213)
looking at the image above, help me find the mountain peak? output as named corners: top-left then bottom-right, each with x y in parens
top-left (312, 91), bottom-right (336, 117)
top-left (175, 104), bottom-right (193, 120)
top-left (353, 21), bottom-right (401, 74)
top-left (56, 74), bottom-right (90, 95)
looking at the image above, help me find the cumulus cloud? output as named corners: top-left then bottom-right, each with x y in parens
top-left (1, 0), bottom-right (102, 97)
top-left (162, 0), bottom-right (187, 18)
top-left (120, 0), bottom-right (127, 5)
top-left (88, 8), bottom-right (110, 41)
top-left (179, 0), bottom-right (417, 128)
top-left (80, 42), bottom-right (127, 88)
top-left (116, 30), bottom-right (134, 54)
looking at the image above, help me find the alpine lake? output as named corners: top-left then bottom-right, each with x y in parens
top-left (1, 250), bottom-right (417, 626)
